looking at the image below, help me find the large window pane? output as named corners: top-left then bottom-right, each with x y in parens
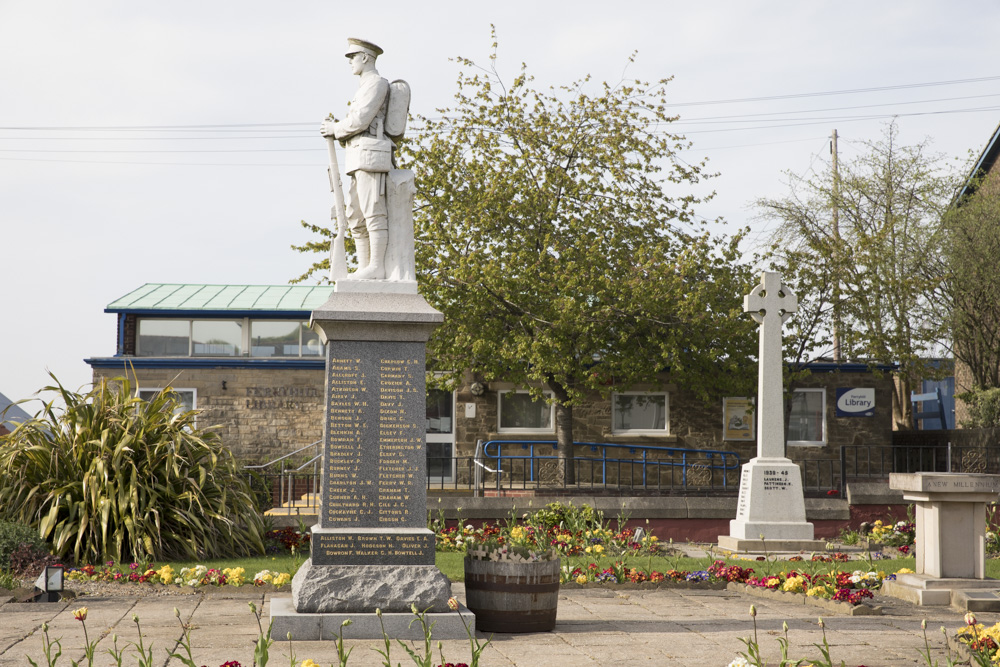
top-left (499, 391), bottom-right (552, 431)
top-left (613, 393), bottom-right (668, 432)
top-left (426, 389), bottom-right (453, 434)
top-left (250, 320), bottom-right (300, 357)
top-left (192, 320), bottom-right (242, 356)
top-left (427, 442), bottom-right (453, 479)
top-left (787, 389), bottom-right (825, 444)
top-left (137, 319), bottom-right (190, 356)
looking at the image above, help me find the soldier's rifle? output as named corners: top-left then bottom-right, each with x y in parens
top-left (325, 118), bottom-right (349, 281)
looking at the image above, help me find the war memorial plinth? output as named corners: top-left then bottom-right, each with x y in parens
top-left (269, 291), bottom-right (474, 640)
top-left (270, 37), bottom-right (472, 640)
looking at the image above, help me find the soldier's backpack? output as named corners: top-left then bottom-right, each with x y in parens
top-left (384, 79), bottom-right (410, 142)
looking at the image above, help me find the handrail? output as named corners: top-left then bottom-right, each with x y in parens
top-left (244, 439), bottom-right (322, 471)
top-left (479, 439), bottom-right (742, 491)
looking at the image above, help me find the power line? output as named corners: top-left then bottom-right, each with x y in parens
top-left (666, 75), bottom-right (1000, 107)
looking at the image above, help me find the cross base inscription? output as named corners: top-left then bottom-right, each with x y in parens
top-left (718, 457), bottom-right (825, 552)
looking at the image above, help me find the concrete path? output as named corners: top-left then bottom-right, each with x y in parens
top-left (0, 584), bottom-right (987, 666)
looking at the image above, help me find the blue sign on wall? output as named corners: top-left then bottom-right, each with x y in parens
top-left (836, 387), bottom-right (875, 417)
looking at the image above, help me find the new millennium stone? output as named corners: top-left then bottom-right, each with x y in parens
top-left (292, 560), bottom-right (452, 613)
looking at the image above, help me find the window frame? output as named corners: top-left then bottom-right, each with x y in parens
top-left (610, 391), bottom-right (670, 435)
top-left (786, 387), bottom-right (827, 446)
top-left (497, 389), bottom-right (555, 434)
top-left (136, 317), bottom-right (320, 358)
top-left (137, 387), bottom-right (198, 422)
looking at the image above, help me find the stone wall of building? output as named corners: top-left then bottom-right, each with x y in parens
top-left (451, 370), bottom-right (893, 465)
top-left (92, 365), bottom-right (325, 463)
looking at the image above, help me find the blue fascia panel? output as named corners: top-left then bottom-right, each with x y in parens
top-left (85, 357), bottom-right (326, 370)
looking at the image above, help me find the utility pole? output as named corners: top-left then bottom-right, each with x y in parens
top-left (831, 129), bottom-right (842, 362)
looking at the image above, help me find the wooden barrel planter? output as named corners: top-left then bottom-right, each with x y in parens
top-left (463, 556), bottom-right (561, 633)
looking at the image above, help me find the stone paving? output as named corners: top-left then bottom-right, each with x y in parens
top-left (1, 583), bottom-right (992, 666)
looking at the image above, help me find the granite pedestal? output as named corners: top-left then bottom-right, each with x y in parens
top-left (270, 290), bottom-right (468, 638)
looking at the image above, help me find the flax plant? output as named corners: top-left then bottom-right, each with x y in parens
top-left (0, 374), bottom-right (265, 562)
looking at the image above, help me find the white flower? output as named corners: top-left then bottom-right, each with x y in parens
top-left (728, 658), bottom-right (751, 667)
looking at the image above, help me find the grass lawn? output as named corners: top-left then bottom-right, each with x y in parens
top-left (435, 552), bottom-right (922, 582)
top-left (162, 552), bottom-right (1000, 583)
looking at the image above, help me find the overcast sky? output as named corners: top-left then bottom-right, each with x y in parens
top-left (3, 0), bottom-right (1000, 407)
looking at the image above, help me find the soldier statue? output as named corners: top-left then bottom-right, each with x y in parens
top-left (321, 38), bottom-right (392, 280)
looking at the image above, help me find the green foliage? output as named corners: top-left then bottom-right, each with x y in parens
top-left (958, 387), bottom-right (1000, 428)
top-left (759, 122), bottom-right (956, 428)
top-left (530, 502), bottom-right (602, 532)
top-left (943, 170), bottom-right (1000, 391)
top-left (0, 374), bottom-right (265, 563)
top-left (0, 519), bottom-right (45, 570)
top-left (405, 36), bottom-right (755, 399)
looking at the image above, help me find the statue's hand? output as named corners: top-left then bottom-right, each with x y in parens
top-left (320, 118), bottom-right (337, 138)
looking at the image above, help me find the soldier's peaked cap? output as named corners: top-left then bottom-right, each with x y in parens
top-left (345, 38), bottom-right (383, 58)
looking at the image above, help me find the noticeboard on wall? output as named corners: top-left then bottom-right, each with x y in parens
top-left (723, 397), bottom-right (755, 441)
top-left (835, 387), bottom-right (875, 417)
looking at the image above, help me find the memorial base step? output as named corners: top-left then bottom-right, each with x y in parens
top-left (882, 574), bottom-right (1000, 610)
top-left (269, 596), bottom-right (476, 640)
top-left (717, 536), bottom-right (828, 553)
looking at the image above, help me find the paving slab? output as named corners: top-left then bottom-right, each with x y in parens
top-left (0, 583), bottom-right (991, 666)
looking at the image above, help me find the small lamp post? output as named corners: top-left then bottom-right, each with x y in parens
top-left (34, 565), bottom-right (64, 602)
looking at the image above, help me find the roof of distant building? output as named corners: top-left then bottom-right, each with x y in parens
top-left (957, 120), bottom-right (1000, 201)
top-left (0, 391), bottom-right (32, 432)
top-left (106, 284), bottom-right (335, 315)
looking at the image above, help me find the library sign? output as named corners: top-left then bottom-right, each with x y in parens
top-left (835, 387), bottom-right (875, 417)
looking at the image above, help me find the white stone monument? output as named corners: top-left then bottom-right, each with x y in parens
top-left (320, 37), bottom-right (418, 294)
top-left (718, 271), bottom-right (826, 552)
top-left (882, 472), bottom-right (1000, 609)
top-left (270, 39), bottom-right (473, 640)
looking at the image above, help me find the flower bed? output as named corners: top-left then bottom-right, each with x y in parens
top-left (66, 562), bottom-right (292, 589)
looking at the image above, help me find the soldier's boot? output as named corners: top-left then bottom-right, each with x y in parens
top-left (353, 235), bottom-right (370, 273)
top-left (352, 229), bottom-right (387, 280)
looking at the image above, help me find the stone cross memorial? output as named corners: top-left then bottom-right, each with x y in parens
top-left (718, 271), bottom-right (825, 552)
top-left (270, 38), bottom-right (470, 641)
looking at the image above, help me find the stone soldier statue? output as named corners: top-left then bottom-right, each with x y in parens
top-left (321, 38), bottom-right (392, 280)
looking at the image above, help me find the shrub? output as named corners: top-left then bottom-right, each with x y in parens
top-left (0, 519), bottom-right (46, 570)
top-left (959, 387), bottom-right (1000, 428)
top-left (0, 374), bottom-right (265, 563)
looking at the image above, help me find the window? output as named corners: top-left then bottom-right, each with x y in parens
top-left (612, 392), bottom-right (669, 434)
top-left (249, 321), bottom-right (323, 358)
top-left (787, 388), bottom-right (826, 445)
top-left (137, 319), bottom-right (190, 356)
top-left (192, 320), bottom-right (242, 356)
top-left (136, 317), bottom-right (322, 357)
top-left (426, 389), bottom-right (455, 481)
top-left (138, 388), bottom-right (196, 416)
top-left (498, 390), bottom-right (553, 432)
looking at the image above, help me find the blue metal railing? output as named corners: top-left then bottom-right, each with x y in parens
top-left (478, 440), bottom-right (742, 492)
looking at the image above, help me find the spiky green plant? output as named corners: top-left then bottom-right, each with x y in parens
top-left (0, 374), bottom-right (265, 563)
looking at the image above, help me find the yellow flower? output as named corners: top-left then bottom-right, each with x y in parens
top-left (447, 597), bottom-right (459, 611)
top-left (272, 573), bottom-right (291, 587)
top-left (301, 660), bottom-right (321, 667)
top-left (73, 607), bottom-right (88, 622)
top-left (896, 568), bottom-right (914, 574)
top-left (156, 564), bottom-right (175, 585)
top-left (594, 544), bottom-right (604, 554)
top-left (575, 575), bottom-right (588, 585)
